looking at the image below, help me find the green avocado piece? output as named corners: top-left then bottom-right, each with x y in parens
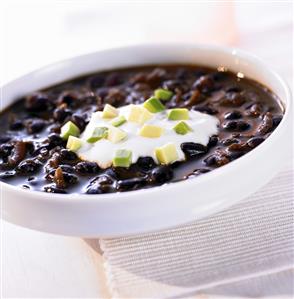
top-left (154, 88), bottom-right (173, 101)
top-left (173, 121), bottom-right (193, 135)
top-left (111, 115), bottom-right (127, 127)
top-left (87, 127), bottom-right (108, 143)
top-left (113, 149), bottom-right (132, 167)
top-left (167, 108), bottom-right (189, 120)
top-left (143, 97), bottom-right (165, 113)
top-left (66, 136), bottom-right (83, 152)
top-left (155, 143), bottom-right (178, 165)
top-left (60, 121), bottom-right (80, 140)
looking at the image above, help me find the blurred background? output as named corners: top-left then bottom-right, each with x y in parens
top-left (1, 1), bottom-right (292, 86)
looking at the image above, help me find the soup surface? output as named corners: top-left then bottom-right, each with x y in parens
top-left (0, 65), bottom-right (283, 194)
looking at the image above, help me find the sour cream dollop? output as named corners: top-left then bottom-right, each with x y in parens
top-left (77, 105), bottom-right (219, 168)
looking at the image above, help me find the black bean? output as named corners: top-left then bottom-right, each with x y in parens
top-left (227, 151), bottom-right (245, 160)
top-left (130, 72), bottom-right (147, 85)
top-left (247, 137), bottom-right (265, 148)
top-left (48, 133), bottom-right (64, 148)
top-left (49, 125), bottom-right (61, 134)
top-left (26, 119), bottom-right (46, 134)
top-left (192, 75), bottom-right (214, 93)
top-left (257, 112), bottom-right (273, 135)
top-left (227, 143), bottom-right (248, 152)
top-left (91, 175), bottom-right (114, 185)
top-left (193, 105), bottom-right (218, 115)
top-left (63, 172), bottom-right (78, 185)
top-left (181, 143), bottom-right (208, 158)
top-left (104, 168), bottom-right (118, 179)
top-left (58, 91), bottom-right (79, 107)
top-left (71, 114), bottom-right (87, 131)
top-left (220, 92), bottom-right (246, 106)
top-left (59, 165), bottom-right (75, 173)
top-left (137, 157), bottom-right (156, 171)
top-left (224, 110), bottom-right (242, 120)
top-left (207, 135), bottom-right (219, 147)
top-left (105, 88), bottom-right (125, 106)
top-left (117, 177), bottom-right (147, 191)
top-left (16, 159), bottom-right (42, 174)
top-left (223, 120), bottom-right (250, 131)
top-left (146, 68), bottom-right (166, 87)
top-left (60, 149), bottom-right (78, 161)
top-left (33, 145), bottom-right (49, 157)
top-left (44, 185), bottom-right (67, 194)
top-left (86, 185), bottom-right (104, 194)
top-left (86, 175), bottom-right (114, 194)
top-left (246, 103), bottom-right (262, 117)
top-left (10, 120), bottom-right (23, 130)
top-left (25, 92), bottom-right (49, 111)
top-left (185, 90), bottom-right (204, 106)
top-left (150, 166), bottom-right (173, 184)
top-left (162, 80), bottom-right (186, 92)
top-left (273, 115), bottom-right (283, 127)
top-left (221, 138), bottom-right (240, 146)
top-left (75, 161), bottom-right (99, 175)
top-left (96, 87), bottom-right (109, 99)
top-left (0, 144), bottom-right (13, 158)
top-left (0, 171), bottom-right (16, 179)
top-left (53, 107), bottom-right (72, 122)
top-left (204, 152), bottom-right (229, 167)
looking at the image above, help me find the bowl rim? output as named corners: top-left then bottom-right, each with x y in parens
top-left (1, 43), bottom-right (292, 204)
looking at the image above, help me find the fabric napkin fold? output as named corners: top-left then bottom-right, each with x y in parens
top-left (100, 169), bottom-right (293, 298)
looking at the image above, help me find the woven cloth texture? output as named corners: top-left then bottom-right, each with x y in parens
top-left (100, 169), bottom-right (293, 298)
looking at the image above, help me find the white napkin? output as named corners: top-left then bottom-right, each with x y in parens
top-left (100, 169), bottom-right (293, 298)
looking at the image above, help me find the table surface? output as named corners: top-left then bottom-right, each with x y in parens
top-left (1, 2), bottom-right (293, 298)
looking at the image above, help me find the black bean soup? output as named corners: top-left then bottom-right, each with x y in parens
top-left (0, 65), bottom-right (284, 194)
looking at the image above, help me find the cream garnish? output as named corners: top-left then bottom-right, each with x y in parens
top-left (77, 105), bottom-right (219, 168)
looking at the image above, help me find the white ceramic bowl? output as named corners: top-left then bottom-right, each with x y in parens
top-left (1, 44), bottom-right (292, 237)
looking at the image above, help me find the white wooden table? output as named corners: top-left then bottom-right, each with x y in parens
top-left (1, 2), bottom-right (293, 298)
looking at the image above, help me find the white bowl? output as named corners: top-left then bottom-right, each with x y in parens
top-left (1, 44), bottom-right (292, 237)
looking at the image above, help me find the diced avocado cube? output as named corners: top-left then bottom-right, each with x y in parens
top-left (155, 143), bottom-right (179, 165)
top-left (167, 108), bottom-right (189, 120)
top-left (113, 149), bottom-right (132, 167)
top-left (102, 104), bottom-right (119, 118)
top-left (143, 97), bottom-right (165, 113)
top-left (111, 115), bottom-right (127, 127)
top-left (173, 121), bottom-right (193, 135)
top-left (128, 105), bottom-right (153, 124)
top-left (87, 127), bottom-right (108, 143)
top-left (154, 88), bottom-right (173, 101)
top-left (60, 121), bottom-right (80, 140)
top-left (139, 124), bottom-right (164, 138)
top-left (66, 136), bottom-right (83, 152)
top-left (107, 126), bottom-right (127, 143)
